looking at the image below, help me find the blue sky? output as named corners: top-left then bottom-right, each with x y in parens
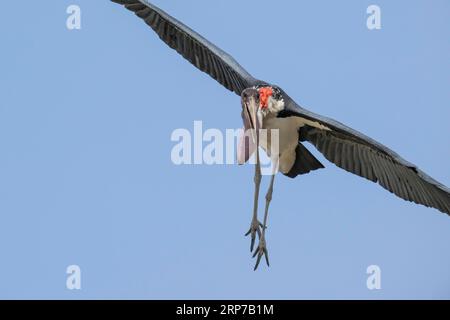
top-left (0, 0), bottom-right (449, 299)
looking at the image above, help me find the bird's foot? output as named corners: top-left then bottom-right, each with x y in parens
top-left (252, 235), bottom-right (269, 271)
top-left (245, 218), bottom-right (265, 252)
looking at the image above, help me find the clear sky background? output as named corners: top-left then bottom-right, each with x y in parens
top-left (1, 0), bottom-right (449, 299)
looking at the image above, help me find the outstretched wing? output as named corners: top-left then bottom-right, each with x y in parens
top-left (284, 102), bottom-right (450, 215)
top-left (111, 0), bottom-right (259, 95)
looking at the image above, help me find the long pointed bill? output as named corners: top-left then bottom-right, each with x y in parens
top-left (238, 89), bottom-right (261, 164)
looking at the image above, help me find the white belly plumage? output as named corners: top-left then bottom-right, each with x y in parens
top-left (260, 115), bottom-right (330, 174)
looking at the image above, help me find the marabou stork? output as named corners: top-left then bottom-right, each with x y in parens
top-left (111, 0), bottom-right (450, 270)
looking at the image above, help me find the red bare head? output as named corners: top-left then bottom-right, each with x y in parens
top-left (258, 87), bottom-right (273, 109)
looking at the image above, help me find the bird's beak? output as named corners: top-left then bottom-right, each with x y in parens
top-left (241, 88), bottom-right (262, 144)
top-left (237, 88), bottom-right (261, 165)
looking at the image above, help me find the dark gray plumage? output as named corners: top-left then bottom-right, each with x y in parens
top-left (283, 97), bottom-right (450, 214)
top-left (110, 0), bottom-right (258, 95)
top-left (111, 0), bottom-right (450, 216)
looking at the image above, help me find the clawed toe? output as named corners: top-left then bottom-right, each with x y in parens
top-left (252, 237), bottom-right (269, 271)
top-left (245, 219), bottom-right (264, 252)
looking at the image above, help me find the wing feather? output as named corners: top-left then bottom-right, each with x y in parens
top-left (111, 0), bottom-right (258, 95)
top-left (289, 102), bottom-right (450, 215)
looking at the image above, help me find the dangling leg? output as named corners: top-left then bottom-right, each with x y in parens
top-left (253, 158), bottom-right (278, 270)
top-left (245, 144), bottom-right (264, 252)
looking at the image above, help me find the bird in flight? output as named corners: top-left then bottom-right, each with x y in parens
top-left (111, 0), bottom-right (450, 270)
